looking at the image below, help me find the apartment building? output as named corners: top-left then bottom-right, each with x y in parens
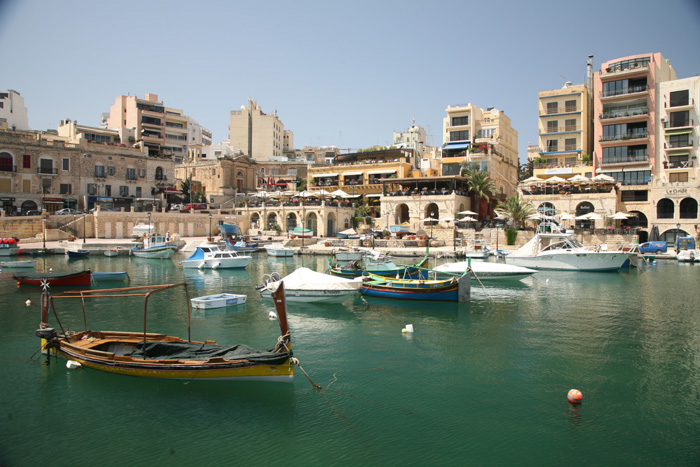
top-left (229, 99), bottom-right (292, 161)
top-left (442, 103), bottom-right (519, 197)
top-left (535, 82), bottom-right (593, 179)
top-left (393, 121), bottom-right (426, 157)
top-left (0, 90), bottom-right (28, 131)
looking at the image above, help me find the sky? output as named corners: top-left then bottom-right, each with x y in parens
top-left (2, 0), bottom-right (700, 164)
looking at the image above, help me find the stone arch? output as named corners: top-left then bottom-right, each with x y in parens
top-left (656, 198), bottom-right (674, 219)
top-left (155, 166), bottom-right (164, 180)
top-left (395, 203), bottom-right (410, 224)
top-left (679, 197), bottom-right (698, 219)
top-left (628, 210), bottom-right (648, 228)
top-left (250, 212), bottom-right (261, 230)
top-left (306, 212), bottom-right (318, 235)
top-left (21, 200), bottom-right (38, 212)
top-left (327, 211), bottom-right (337, 236)
top-left (575, 201), bottom-right (595, 229)
top-left (425, 202), bottom-right (439, 220)
top-left (286, 212), bottom-right (298, 231)
top-left (267, 212), bottom-right (278, 229)
top-left (236, 171), bottom-right (245, 192)
top-left (0, 151), bottom-right (14, 172)
top-left (537, 202), bottom-right (556, 216)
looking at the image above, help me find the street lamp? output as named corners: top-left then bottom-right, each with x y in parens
top-left (42, 217), bottom-right (46, 251)
top-left (209, 213), bottom-right (213, 242)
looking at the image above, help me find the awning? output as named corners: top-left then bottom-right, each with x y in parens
top-left (664, 128), bottom-right (693, 135)
top-left (443, 142), bottom-right (470, 150)
top-left (342, 172), bottom-right (364, 176)
top-left (367, 170), bottom-right (396, 175)
top-left (311, 173), bottom-right (338, 178)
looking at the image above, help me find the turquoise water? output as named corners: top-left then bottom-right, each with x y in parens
top-left (1, 253), bottom-right (700, 465)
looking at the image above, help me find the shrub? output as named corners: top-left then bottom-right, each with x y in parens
top-left (505, 228), bottom-right (518, 245)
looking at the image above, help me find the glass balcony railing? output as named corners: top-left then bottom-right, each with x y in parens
top-left (601, 85), bottom-right (648, 98)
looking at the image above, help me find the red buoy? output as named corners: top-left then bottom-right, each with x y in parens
top-left (567, 389), bottom-right (583, 404)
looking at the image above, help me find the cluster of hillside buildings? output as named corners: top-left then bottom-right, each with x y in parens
top-left (0, 52), bottom-right (698, 242)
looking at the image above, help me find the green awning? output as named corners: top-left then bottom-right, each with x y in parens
top-left (664, 128), bottom-right (693, 135)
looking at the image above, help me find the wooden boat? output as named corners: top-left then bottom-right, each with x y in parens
top-left (131, 233), bottom-right (179, 259)
top-left (328, 255), bottom-right (429, 279)
top-left (92, 271), bottom-right (129, 281)
top-left (14, 270), bottom-right (92, 287)
top-left (182, 243), bottom-right (252, 269)
top-left (36, 282), bottom-right (294, 381)
top-left (104, 249), bottom-right (119, 257)
top-left (360, 271), bottom-right (470, 302)
top-left (191, 293), bottom-right (247, 309)
top-left (1, 260), bottom-right (36, 268)
top-left (337, 228), bottom-right (359, 239)
top-left (289, 226), bottom-right (313, 239)
top-left (263, 243), bottom-right (295, 257)
top-left (67, 250), bottom-right (90, 258)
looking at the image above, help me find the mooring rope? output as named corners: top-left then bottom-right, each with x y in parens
top-left (291, 357), bottom-right (322, 389)
top-left (470, 269), bottom-right (496, 303)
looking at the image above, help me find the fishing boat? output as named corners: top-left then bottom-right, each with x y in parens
top-left (67, 249), bottom-right (90, 258)
top-left (1, 260), bottom-right (36, 268)
top-left (0, 237), bottom-right (20, 257)
top-left (258, 267), bottom-right (362, 303)
top-left (191, 293), bottom-right (247, 309)
top-left (225, 240), bottom-right (260, 253)
top-left (182, 243), bottom-right (252, 269)
top-left (433, 261), bottom-right (536, 281)
top-left (328, 254), bottom-right (429, 279)
top-left (360, 271), bottom-right (470, 302)
top-left (337, 228), bottom-right (359, 239)
top-left (35, 282), bottom-right (294, 381)
top-left (675, 236), bottom-right (699, 263)
top-left (131, 233), bottom-right (179, 259)
top-left (104, 249), bottom-right (119, 257)
top-left (92, 271), bottom-right (129, 281)
top-left (333, 247), bottom-right (366, 262)
top-left (263, 243), bottom-right (295, 257)
top-left (217, 221), bottom-right (241, 237)
top-left (505, 221), bottom-right (629, 271)
top-left (131, 221), bottom-right (156, 238)
top-left (289, 226), bottom-right (313, 239)
top-left (14, 270), bottom-right (92, 287)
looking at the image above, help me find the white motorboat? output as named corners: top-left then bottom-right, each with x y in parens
top-left (0, 260), bottom-right (36, 268)
top-left (258, 267), bottom-right (362, 303)
top-left (131, 233), bottom-right (179, 259)
top-left (264, 243), bottom-right (295, 257)
top-left (505, 228), bottom-right (629, 271)
top-left (675, 236), bottom-right (699, 263)
top-left (182, 243), bottom-right (252, 269)
top-left (104, 249), bottom-right (119, 257)
top-left (333, 247), bottom-right (366, 262)
top-left (131, 221), bottom-right (156, 238)
top-left (191, 293), bottom-right (247, 309)
top-left (434, 261), bottom-right (536, 281)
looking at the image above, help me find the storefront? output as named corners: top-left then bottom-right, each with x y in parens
top-left (0, 197), bottom-right (16, 215)
top-left (41, 197), bottom-right (64, 214)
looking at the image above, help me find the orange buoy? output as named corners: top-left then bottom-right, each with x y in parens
top-left (567, 389), bottom-right (583, 404)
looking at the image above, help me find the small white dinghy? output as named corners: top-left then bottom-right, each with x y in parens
top-left (190, 293), bottom-right (247, 309)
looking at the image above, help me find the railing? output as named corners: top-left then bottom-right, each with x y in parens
top-left (600, 108), bottom-right (648, 119)
top-left (601, 155), bottom-right (648, 164)
top-left (664, 119), bottom-right (693, 128)
top-left (37, 167), bottom-right (58, 175)
top-left (601, 85), bottom-right (648, 98)
top-left (666, 140), bottom-right (694, 149)
top-left (599, 130), bottom-right (648, 142)
top-left (666, 98), bottom-right (694, 108)
top-left (0, 165), bottom-right (17, 172)
top-left (533, 162), bottom-right (591, 169)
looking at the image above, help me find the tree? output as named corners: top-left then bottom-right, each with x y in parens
top-left (466, 171), bottom-right (497, 218)
top-left (494, 197), bottom-right (536, 230)
top-left (353, 205), bottom-right (373, 228)
top-left (518, 159), bottom-right (534, 182)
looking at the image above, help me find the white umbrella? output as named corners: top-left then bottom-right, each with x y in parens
top-left (330, 189), bottom-right (350, 198)
top-left (528, 213), bottom-right (543, 220)
top-left (439, 217), bottom-right (456, 222)
top-left (574, 215), bottom-right (589, 220)
top-left (545, 176), bottom-right (567, 183)
top-left (522, 176), bottom-right (543, 184)
top-left (592, 174), bottom-right (615, 182)
top-left (420, 217), bottom-right (437, 223)
top-left (253, 191), bottom-right (277, 198)
top-left (560, 212), bottom-right (575, 220)
top-left (608, 212), bottom-right (631, 220)
top-left (313, 189), bottom-right (332, 196)
top-left (458, 216), bottom-right (477, 222)
top-left (584, 213), bottom-right (603, 220)
top-left (568, 174), bottom-right (590, 183)
top-left (457, 210), bottom-right (478, 215)
top-left (298, 190), bottom-right (316, 198)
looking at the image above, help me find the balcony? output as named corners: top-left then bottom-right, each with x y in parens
top-left (665, 140), bottom-right (694, 151)
top-left (600, 107), bottom-right (648, 121)
top-left (665, 97), bottom-right (694, 110)
top-left (600, 155), bottom-right (648, 165)
top-left (600, 85), bottom-right (648, 99)
top-left (664, 119), bottom-right (693, 130)
top-left (0, 165), bottom-right (16, 173)
top-left (599, 130), bottom-right (648, 143)
top-left (37, 167), bottom-right (58, 175)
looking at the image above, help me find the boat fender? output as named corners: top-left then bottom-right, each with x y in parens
top-left (66, 360), bottom-right (82, 370)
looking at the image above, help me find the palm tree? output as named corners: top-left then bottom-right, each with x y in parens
top-left (466, 171), bottom-right (497, 219)
top-left (494, 197), bottom-right (536, 230)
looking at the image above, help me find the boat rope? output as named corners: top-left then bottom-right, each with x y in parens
top-left (290, 357), bottom-right (322, 389)
top-left (470, 269), bottom-right (496, 303)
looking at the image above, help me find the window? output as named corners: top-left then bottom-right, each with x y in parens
top-left (668, 154), bottom-right (689, 167)
top-left (669, 111), bottom-right (689, 127)
top-left (547, 121), bottom-right (558, 133)
top-left (105, 185), bottom-right (111, 197)
top-left (565, 100), bottom-right (577, 112)
top-left (565, 138), bottom-right (577, 151)
top-left (546, 140), bottom-right (558, 151)
top-left (670, 173), bottom-right (689, 183)
top-left (107, 166), bottom-right (115, 175)
top-left (126, 168), bottom-right (137, 180)
top-left (656, 199), bottom-right (674, 219)
top-left (669, 90), bottom-right (689, 107)
top-left (451, 116), bottom-right (469, 126)
top-left (59, 184), bottom-right (72, 195)
top-left (565, 119), bottom-right (577, 132)
top-left (669, 134), bottom-right (690, 148)
top-left (602, 145), bottom-right (647, 163)
top-left (95, 165), bottom-right (105, 177)
top-left (546, 102), bottom-right (558, 114)
top-left (604, 170), bottom-right (651, 185)
top-left (119, 186), bottom-right (129, 197)
top-left (62, 158), bottom-right (70, 171)
top-left (87, 183), bottom-right (98, 195)
top-left (23, 154), bottom-right (31, 168)
top-left (138, 169), bottom-right (146, 178)
top-left (679, 197), bottom-right (698, 218)
top-left (136, 187), bottom-right (142, 197)
top-left (450, 130), bottom-right (469, 141)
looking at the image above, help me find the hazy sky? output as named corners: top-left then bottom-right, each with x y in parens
top-left (2, 0), bottom-right (699, 163)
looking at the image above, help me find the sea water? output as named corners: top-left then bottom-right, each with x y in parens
top-left (1, 253), bottom-right (699, 465)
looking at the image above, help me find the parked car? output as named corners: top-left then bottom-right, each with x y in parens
top-left (54, 208), bottom-right (84, 215)
top-left (181, 203), bottom-right (207, 212)
top-left (638, 241), bottom-right (667, 254)
top-left (24, 210), bottom-right (42, 216)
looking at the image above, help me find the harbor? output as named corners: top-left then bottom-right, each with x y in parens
top-left (1, 245), bottom-right (699, 465)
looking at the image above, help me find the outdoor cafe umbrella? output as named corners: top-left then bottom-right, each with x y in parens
top-left (522, 176), bottom-right (543, 184)
top-left (439, 217), bottom-right (456, 223)
top-left (313, 189), bottom-right (333, 196)
top-left (457, 210), bottom-right (478, 216)
top-left (458, 216), bottom-right (477, 222)
top-left (568, 174), bottom-right (591, 183)
top-left (607, 212), bottom-right (631, 220)
top-left (592, 174), bottom-right (615, 182)
top-left (544, 176), bottom-right (567, 183)
top-left (330, 189), bottom-right (350, 198)
top-left (560, 212), bottom-right (575, 220)
top-left (584, 212), bottom-right (603, 220)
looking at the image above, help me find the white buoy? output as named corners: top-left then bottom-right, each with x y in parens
top-left (25, 299), bottom-right (31, 307)
top-left (268, 311), bottom-right (278, 320)
top-left (405, 324), bottom-right (414, 333)
top-left (66, 360), bottom-right (82, 370)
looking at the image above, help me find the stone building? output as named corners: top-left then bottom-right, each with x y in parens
top-left (229, 99), bottom-right (293, 161)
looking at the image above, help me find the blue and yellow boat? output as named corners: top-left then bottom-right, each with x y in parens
top-left (360, 271), bottom-right (470, 302)
top-left (328, 255), bottom-right (429, 279)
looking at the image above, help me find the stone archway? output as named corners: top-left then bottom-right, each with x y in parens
top-left (267, 212), bottom-right (278, 230)
top-left (250, 212), bottom-right (260, 230)
top-left (327, 211), bottom-right (337, 237)
top-left (286, 213), bottom-right (298, 232)
top-left (307, 212), bottom-right (318, 235)
top-left (425, 202), bottom-right (439, 220)
top-left (395, 203), bottom-right (409, 224)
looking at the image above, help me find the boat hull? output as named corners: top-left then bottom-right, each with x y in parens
top-left (361, 276), bottom-right (464, 301)
top-left (1, 260), bottom-right (36, 268)
top-left (14, 271), bottom-right (92, 286)
top-left (182, 257), bottom-right (252, 269)
top-left (328, 256), bottom-right (429, 279)
top-left (131, 245), bottom-right (178, 259)
top-left (266, 250), bottom-right (295, 257)
top-left (191, 293), bottom-right (247, 309)
top-left (260, 288), bottom-right (357, 303)
top-left (506, 252), bottom-right (628, 271)
top-left (92, 272), bottom-right (128, 281)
